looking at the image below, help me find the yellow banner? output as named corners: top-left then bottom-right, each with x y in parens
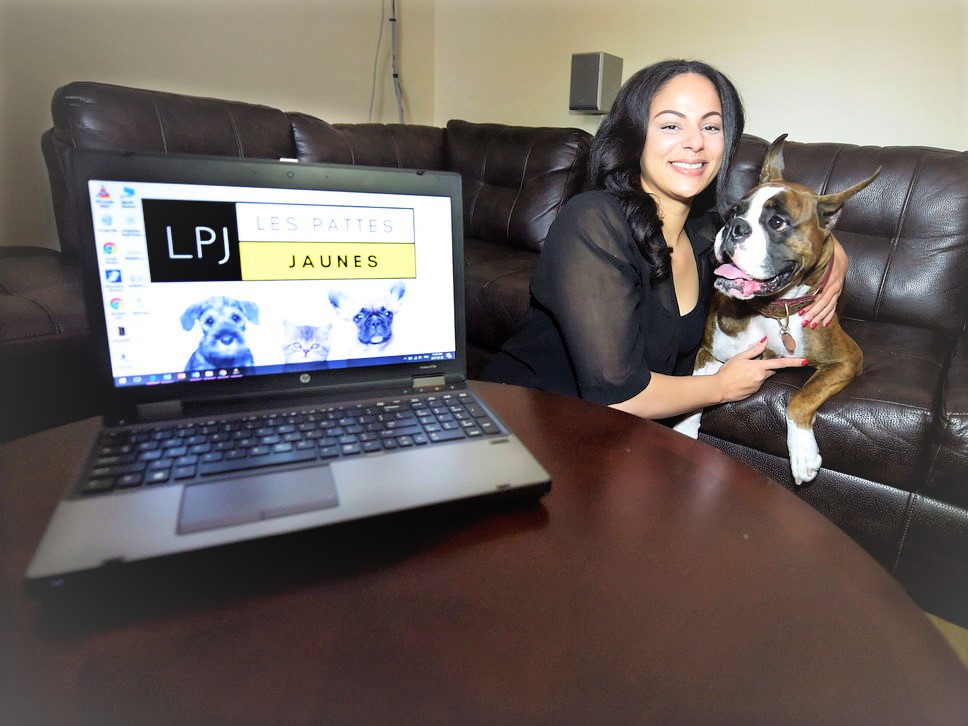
top-left (239, 241), bottom-right (417, 280)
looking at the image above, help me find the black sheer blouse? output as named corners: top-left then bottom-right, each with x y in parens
top-left (481, 190), bottom-right (717, 405)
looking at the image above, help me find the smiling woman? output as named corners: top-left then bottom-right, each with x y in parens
top-left (639, 73), bottom-right (725, 215)
top-left (481, 59), bottom-right (844, 422)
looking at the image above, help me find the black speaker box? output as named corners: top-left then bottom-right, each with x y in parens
top-left (569, 52), bottom-right (623, 114)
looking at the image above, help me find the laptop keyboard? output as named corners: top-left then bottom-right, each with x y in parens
top-left (79, 390), bottom-right (503, 496)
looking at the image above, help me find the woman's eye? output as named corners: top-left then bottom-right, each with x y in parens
top-left (769, 215), bottom-right (788, 231)
top-left (703, 124), bottom-right (722, 133)
top-left (660, 123), bottom-right (679, 131)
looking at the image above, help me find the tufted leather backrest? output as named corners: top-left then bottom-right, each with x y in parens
top-left (43, 81), bottom-right (297, 259)
top-left (445, 120), bottom-right (592, 253)
top-left (721, 136), bottom-right (968, 333)
top-left (290, 113), bottom-right (444, 170)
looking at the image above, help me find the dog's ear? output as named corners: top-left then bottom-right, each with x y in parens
top-left (815, 168), bottom-right (881, 229)
top-left (759, 134), bottom-right (788, 184)
top-left (328, 290), bottom-right (355, 320)
top-left (180, 304), bottom-right (201, 330)
top-left (386, 281), bottom-right (406, 311)
top-left (240, 300), bottom-right (260, 325)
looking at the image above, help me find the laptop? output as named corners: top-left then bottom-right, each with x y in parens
top-left (25, 149), bottom-right (551, 591)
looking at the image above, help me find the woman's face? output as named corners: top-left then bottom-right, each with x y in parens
top-left (639, 73), bottom-right (725, 214)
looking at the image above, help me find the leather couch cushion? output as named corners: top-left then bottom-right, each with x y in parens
top-left (927, 335), bottom-right (968, 504)
top-left (0, 248), bottom-right (87, 339)
top-left (463, 237), bottom-right (535, 353)
top-left (892, 492), bottom-right (968, 626)
top-left (290, 114), bottom-right (445, 170)
top-left (446, 120), bottom-right (591, 253)
top-left (0, 248), bottom-right (98, 442)
top-left (699, 318), bottom-right (946, 490)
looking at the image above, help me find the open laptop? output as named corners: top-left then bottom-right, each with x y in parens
top-left (25, 149), bottom-right (550, 591)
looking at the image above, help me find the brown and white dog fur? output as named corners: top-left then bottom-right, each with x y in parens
top-left (673, 135), bottom-right (879, 485)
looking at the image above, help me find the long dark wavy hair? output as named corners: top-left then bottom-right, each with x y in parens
top-left (589, 59), bottom-right (745, 283)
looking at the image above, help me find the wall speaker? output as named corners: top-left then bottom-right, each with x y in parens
top-left (569, 52), bottom-right (623, 114)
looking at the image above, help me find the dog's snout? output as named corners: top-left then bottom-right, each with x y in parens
top-left (725, 217), bottom-right (752, 241)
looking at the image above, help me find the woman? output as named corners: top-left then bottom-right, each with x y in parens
top-left (481, 59), bottom-right (847, 421)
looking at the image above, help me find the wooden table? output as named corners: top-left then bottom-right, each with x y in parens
top-left (1, 381), bottom-right (966, 725)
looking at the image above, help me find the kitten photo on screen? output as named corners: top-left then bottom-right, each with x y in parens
top-left (281, 319), bottom-right (332, 368)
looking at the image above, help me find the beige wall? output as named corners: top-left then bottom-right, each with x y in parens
top-left (0, 0), bottom-right (435, 250)
top-left (434, 0), bottom-right (967, 148)
top-left (1, 0), bottom-right (964, 250)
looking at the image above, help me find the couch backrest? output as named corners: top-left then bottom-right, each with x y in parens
top-left (289, 113), bottom-right (445, 170)
top-left (43, 81), bottom-right (298, 258)
top-left (445, 120), bottom-right (592, 254)
top-left (721, 136), bottom-right (968, 334)
top-left (44, 82), bottom-right (588, 261)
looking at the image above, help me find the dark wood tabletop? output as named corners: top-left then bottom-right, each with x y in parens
top-left (1, 380), bottom-right (966, 725)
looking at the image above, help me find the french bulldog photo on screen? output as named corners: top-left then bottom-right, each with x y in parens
top-left (674, 135), bottom-right (879, 485)
top-left (328, 281), bottom-right (407, 357)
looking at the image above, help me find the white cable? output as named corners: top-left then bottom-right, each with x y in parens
top-left (368, 0), bottom-right (387, 123)
top-left (389, 0), bottom-right (405, 123)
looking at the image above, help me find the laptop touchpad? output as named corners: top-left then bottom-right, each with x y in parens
top-left (177, 467), bottom-right (340, 535)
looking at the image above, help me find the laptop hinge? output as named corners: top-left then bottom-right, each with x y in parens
top-left (135, 399), bottom-right (184, 422)
top-left (412, 375), bottom-right (447, 389)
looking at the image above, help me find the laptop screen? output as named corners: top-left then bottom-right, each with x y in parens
top-left (85, 173), bottom-right (458, 391)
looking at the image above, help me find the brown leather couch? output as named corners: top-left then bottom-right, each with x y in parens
top-left (4, 81), bottom-right (967, 626)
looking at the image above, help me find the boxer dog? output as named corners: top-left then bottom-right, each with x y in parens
top-left (674, 135), bottom-right (879, 485)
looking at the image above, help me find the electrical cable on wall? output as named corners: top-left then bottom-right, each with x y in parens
top-left (368, 0), bottom-right (406, 124)
top-left (367, 1), bottom-right (386, 122)
top-left (389, 0), bottom-right (405, 123)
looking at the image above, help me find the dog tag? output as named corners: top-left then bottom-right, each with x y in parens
top-left (781, 332), bottom-right (797, 354)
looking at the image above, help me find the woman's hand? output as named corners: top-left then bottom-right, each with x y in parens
top-left (800, 235), bottom-right (848, 328)
top-left (715, 338), bottom-right (808, 403)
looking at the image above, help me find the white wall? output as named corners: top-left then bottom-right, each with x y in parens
top-left (0, 0), bottom-right (435, 250)
top-left (434, 0), bottom-right (967, 149)
top-left (1, 0), bottom-right (964, 251)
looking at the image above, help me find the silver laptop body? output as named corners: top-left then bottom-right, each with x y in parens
top-left (25, 150), bottom-right (550, 591)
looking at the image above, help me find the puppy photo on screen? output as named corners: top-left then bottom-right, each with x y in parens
top-left (327, 281), bottom-right (406, 360)
top-left (180, 295), bottom-right (260, 371)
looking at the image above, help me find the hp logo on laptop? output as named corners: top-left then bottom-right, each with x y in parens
top-left (299, 373), bottom-right (311, 384)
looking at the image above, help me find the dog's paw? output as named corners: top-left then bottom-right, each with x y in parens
top-left (786, 419), bottom-right (821, 485)
top-left (673, 412), bottom-right (702, 439)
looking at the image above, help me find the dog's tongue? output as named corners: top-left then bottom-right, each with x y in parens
top-left (714, 263), bottom-right (748, 280)
top-left (714, 263), bottom-right (766, 298)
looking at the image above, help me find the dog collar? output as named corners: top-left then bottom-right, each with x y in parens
top-left (752, 255), bottom-right (835, 319)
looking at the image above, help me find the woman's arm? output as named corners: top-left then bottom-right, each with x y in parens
top-left (800, 235), bottom-right (848, 328)
top-left (609, 337), bottom-right (808, 419)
